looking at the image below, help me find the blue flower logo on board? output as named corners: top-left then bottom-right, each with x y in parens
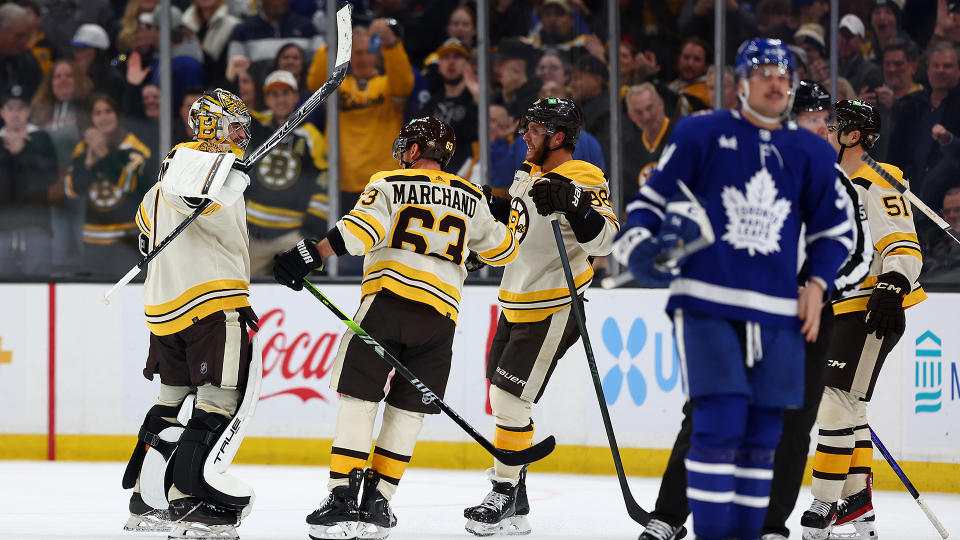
top-left (600, 316), bottom-right (683, 406)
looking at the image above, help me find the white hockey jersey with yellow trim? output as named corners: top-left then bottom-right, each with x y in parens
top-left (499, 159), bottom-right (619, 323)
top-left (137, 142), bottom-right (251, 336)
top-left (833, 161), bottom-right (926, 315)
top-left (337, 168), bottom-right (518, 322)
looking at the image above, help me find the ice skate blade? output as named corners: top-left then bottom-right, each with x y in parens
top-left (124, 512), bottom-right (172, 532)
top-left (802, 526), bottom-right (833, 540)
top-left (168, 522), bottom-right (239, 539)
top-left (828, 519), bottom-right (878, 540)
top-left (465, 516), bottom-right (531, 537)
top-left (355, 521), bottom-right (394, 539)
top-left (308, 521), bottom-right (359, 539)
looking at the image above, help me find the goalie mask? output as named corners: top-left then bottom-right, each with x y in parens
top-left (392, 117), bottom-right (456, 169)
top-left (188, 89), bottom-right (252, 157)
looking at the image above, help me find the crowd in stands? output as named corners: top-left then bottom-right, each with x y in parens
top-left (1, 0), bottom-right (959, 281)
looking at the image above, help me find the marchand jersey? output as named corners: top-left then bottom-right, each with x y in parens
top-left (333, 168), bottom-right (518, 322)
top-left (498, 159), bottom-right (619, 323)
top-left (136, 142), bottom-right (251, 336)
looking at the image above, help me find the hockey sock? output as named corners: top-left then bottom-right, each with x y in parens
top-left (328, 396), bottom-right (378, 492)
top-left (686, 394), bottom-right (748, 540)
top-left (489, 385), bottom-right (532, 482)
top-left (370, 404), bottom-right (424, 500)
top-left (842, 414), bottom-right (872, 498)
top-left (812, 387), bottom-right (857, 502)
top-left (731, 406), bottom-right (782, 540)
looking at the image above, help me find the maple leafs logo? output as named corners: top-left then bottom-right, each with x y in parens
top-left (720, 168), bottom-right (791, 256)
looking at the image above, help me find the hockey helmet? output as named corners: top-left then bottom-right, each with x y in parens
top-left (188, 88), bottom-right (252, 156)
top-left (392, 116), bottom-right (456, 169)
top-left (792, 79), bottom-right (831, 116)
top-left (734, 38), bottom-right (796, 80)
top-left (518, 97), bottom-right (582, 146)
top-left (834, 99), bottom-right (881, 149)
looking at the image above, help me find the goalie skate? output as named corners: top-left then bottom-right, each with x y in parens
top-left (168, 497), bottom-right (240, 540)
top-left (124, 492), bottom-right (172, 532)
top-left (168, 522), bottom-right (239, 540)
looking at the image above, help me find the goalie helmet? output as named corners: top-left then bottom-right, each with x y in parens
top-left (834, 99), bottom-right (881, 149)
top-left (392, 116), bottom-right (456, 169)
top-left (518, 97), bottom-right (582, 146)
top-left (188, 89), bottom-right (252, 156)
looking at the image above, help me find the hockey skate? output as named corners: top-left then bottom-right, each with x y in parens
top-left (801, 498), bottom-right (838, 540)
top-left (124, 491), bottom-right (172, 532)
top-left (307, 468), bottom-right (363, 540)
top-left (464, 468), bottom-right (531, 537)
top-left (829, 484), bottom-right (877, 540)
top-left (356, 469), bottom-right (397, 539)
top-left (168, 497), bottom-right (241, 539)
top-left (638, 518), bottom-right (685, 540)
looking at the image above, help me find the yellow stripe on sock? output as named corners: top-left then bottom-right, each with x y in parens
top-left (851, 447), bottom-right (874, 469)
top-left (330, 453), bottom-right (368, 476)
top-left (813, 451), bottom-right (854, 475)
top-left (495, 425), bottom-right (533, 451)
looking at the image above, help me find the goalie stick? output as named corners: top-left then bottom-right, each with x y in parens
top-left (870, 426), bottom-right (949, 539)
top-left (101, 5), bottom-right (354, 305)
top-left (860, 153), bottom-right (960, 247)
top-left (549, 216), bottom-right (686, 537)
top-left (300, 279), bottom-right (555, 467)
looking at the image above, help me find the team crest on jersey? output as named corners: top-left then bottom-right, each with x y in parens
top-left (257, 146), bottom-right (302, 189)
top-left (88, 177), bottom-right (125, 211)
top-left (720, 168), bottom-right (791, 256)
top-left (510, 198), bottom-right (530, 243)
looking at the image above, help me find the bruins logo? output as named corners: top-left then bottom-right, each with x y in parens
top-left (88, 177), bottom-right (125, 211)
top-left (509, 198), bottom-right (530, 244)
top-left (217, 90), bottom-right (248, 115)
top-left (257, 146), bottom-right (301, 190)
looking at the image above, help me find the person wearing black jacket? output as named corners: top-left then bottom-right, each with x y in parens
top-left (0, 89), bottom-right (59, 277)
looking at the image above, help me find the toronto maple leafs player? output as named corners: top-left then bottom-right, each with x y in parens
top-left (613, 39), bottom-right (854, 540)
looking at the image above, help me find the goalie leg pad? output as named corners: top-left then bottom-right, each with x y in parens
top-left (127, 394), bottom-right (195, 510)
top-left (123, 403), bottom-right (181, 489)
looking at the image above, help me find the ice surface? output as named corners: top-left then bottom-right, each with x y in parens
top-left (0, 461), bottom-right (957, 539)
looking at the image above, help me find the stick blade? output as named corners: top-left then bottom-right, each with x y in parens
top-left (492, 436), bottom-right (556, 466)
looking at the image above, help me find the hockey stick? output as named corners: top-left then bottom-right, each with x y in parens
top-left (860, 154), bottom-right (960, 247)
top-left (549, 216), bottom-right (685, 535)
top-left (301, 279), bottom-right (556, 467)
top-left (869, 426), bottom-right (949, 538)
top-left (100, 5), bottom-right (354, 305)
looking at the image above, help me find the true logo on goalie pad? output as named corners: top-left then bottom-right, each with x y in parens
top-left (214, 417), bottom-right (243, 464)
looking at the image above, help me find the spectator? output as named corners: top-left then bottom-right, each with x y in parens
top-left (678, 0), bottom-right (760, 64)
top-left (17, 0), bottom-right (55, 76)
top-left (787, 43), bottom-right (810, 80)
top-left (535, 49), bottom-right (570, 88)
top-left (445, 4), bottom-right (476, 49)
top-left (755, 0), bottom-right (793, 38)
top-left (183, 0), bottom-right (242, 82)
top-left (71, 23), bottom-right (123, 102)
top-left (838, 14), bottom-right (883, 94)
top-left (667, 37), bottom-right (710, 107)
top-left (921, 187), bottom-right (960, 278)
top-left (866, 0), bottom-right (909, 62)
top-left (862, 38), bottom-right (923, 158)
top-left (246, 70), bottom-right (328, 276)
top-left (0, 3), bottom-right (43, 115)
top-left (930, 0), bottom-right (960, 48)
top-left (794, 23), bottom-right (827, 76)
top-left (525, 0), bottom-right (587, 50)
top-left (115, 0), bottom-right (159, 54)
top-left (64, 93), bottom-right (151, 278)
top-left (226, 0), bottom-right (321, 84)
top-left (888, 41), bottom-right (960, 208)
top-left (621, 83), bottom-right (675, 206)
top-left (35, 0), bottom-right (114, 62)
top-left (705, 64), bottom-right (738, 110)
top-left (30, 58), bottom-right (92, 271)
top-left (482, 103), bottom-right (517, 196)
top-left (492, 38), bottom-right (541, 119)
top-left (305, 19), bottom-right (413, 272)
top-left (490, 0), bottom-right (530, 47)
top-left (570, 54), bottom-right (610, 160)
top-left (140, 7), bottom-right (207, 114)
top-left (273, 42), bottom-right (308, 97)
top-left (0, 87), bottom-right (58, 278)
top-left (420, 38), bottom-right (477, 175)
top-left (126, 83), bottom-right (160, 193)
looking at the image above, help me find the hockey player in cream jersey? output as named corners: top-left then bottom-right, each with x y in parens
top-left (801, 100), bottom-right (926, 540)
top-left (123, 89), bottom-right (261, 540)
top-left (463, 98), bottom-right (619, 536)
top-left (273, 117), bottom-right (518, 539)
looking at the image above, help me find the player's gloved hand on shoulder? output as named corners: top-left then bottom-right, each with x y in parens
top-left (273, 238), bottom-right (323, 291)
top-left (612, 227), bottom-right (677, 287)
top-left (528, 179), bottom-right (592, 218)
top-left (464, 251), bottom-right (486, 272)
top-left (864, 271), bottom-right (909, 338)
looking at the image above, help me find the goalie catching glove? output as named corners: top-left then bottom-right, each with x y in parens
top-left (864, 271), bottom-right (909, 338)
top-left (273, 239), bottom-right (323, 291)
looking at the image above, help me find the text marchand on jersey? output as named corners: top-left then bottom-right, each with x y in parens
top-left (391, 182), bottom-right (478, 217)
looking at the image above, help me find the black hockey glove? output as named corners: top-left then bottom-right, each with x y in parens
top-left (864, 271), bottom-right (909, 339)
top-left (481, 184), bottom-right (511, 224)
top-left (273, 238), bottom-right (323, 291)
top-left (464, 251), bottom-right (486, 272)
top-left (528, 179), bottom-right (592, 218)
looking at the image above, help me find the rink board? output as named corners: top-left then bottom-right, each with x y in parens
top-left (0, 283), bottom-right (958, 492)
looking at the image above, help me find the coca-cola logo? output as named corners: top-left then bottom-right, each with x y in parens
top-left (254, 308), bottom-right (341, 403)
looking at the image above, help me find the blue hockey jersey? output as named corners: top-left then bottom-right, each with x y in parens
top-left (623, 110), bottom-right (854, 328)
